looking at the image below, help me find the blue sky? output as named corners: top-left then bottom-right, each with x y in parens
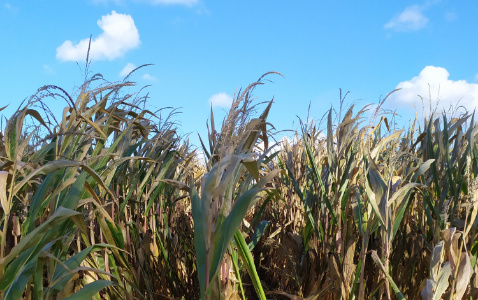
top-left (1, 0), bottom-right (477, 147)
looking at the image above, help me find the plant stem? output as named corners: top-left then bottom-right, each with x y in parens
top-left (0, 213), bottom-right (9, 278)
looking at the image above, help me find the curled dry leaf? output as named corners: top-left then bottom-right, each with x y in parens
top-left (434, 262), bottom-right (451, 300)
top-left (441, 227), bottom-right (461, 271)
top-left (0, 171), bottom-right (10, 215)
top-left (430, 241), bottom-right (444, 281)
top-left (454, 251), bottom-right (472, 300)
top-left (420, 279), bottom-right (435, 300)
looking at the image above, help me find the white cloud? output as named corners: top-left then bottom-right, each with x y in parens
top-left (445, 12), bottom-right (457, 22)
top-left (209, 92), bottom-right (233, 108)
top-left (142, 73), bottom-right (157, 81)
top-left (120, 63), bottom-right (136, 77)
top-left (385, 5), bottom-right (428, 32)
top-left (390, 66), bottom-right (478, 113)
top-left (56, 11), bottom-right (140, 62)
top-left (4, 2), bottom-right (18, 12)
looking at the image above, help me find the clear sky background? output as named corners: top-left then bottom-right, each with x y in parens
top-left (1, 0), bottom-right (477, 148)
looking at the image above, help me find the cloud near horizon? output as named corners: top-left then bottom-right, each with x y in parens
top-left (209, 92), bottom-right (233, 108)
top-left (385, 5), bottom-right (428, 32)
top-left (390, 66), bottom-right (478, 113)
top-left (57, 11), bottom-right (140, 62)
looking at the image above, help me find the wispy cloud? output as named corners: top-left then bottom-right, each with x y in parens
top-left (209, 92), bottom-right (233, 108)
top-left (120, 63), bottom-right (136, 77)
top-left (385, 5), bottom-right (428, 32)
top-left (390, 66), bottom-right (478, 113)
top-left (142, 73), bottom-right (157, 81)
top-left (56, 11), bottom-right (140, 62)
top-left (4, 2), bottom-right (18, 13)
top-left (43, 64), bottom-right (55, 75)
top-left (445, 12), bottom-right (457, 22)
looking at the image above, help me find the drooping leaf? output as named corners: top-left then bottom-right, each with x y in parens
top-left (454, 252), bottom-right (472, 300)
top-left (62, 280), bottom-right (114, 300)
top-left (248, 220), bottom-right (270, 251)
top-left (209, 169), bottom-right (280, 283)
top-left (0, 207), bottom-right (80, 268)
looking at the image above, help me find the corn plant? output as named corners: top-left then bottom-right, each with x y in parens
top-left (268, 96), bottom-right (478, 299)
top-left (192, 72), bottom-right (281, 299)
top-left (1, 67), bottom-right (477, 299)
top-left (0, 70), bottom-right (196, 299)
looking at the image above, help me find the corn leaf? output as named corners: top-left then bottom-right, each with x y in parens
top-left (62, 280), bottom-right (114, 300)
top-left (209, 169), bottom-right (280, 283)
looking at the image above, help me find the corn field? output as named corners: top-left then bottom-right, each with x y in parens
top-left (0, 71), bottom-right (477, 299)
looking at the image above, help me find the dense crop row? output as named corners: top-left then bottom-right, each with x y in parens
top-left (0, 71), bottom-right (477, 299)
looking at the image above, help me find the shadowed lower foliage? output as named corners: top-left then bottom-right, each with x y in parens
top-left (0, 72), bottom-right (477, 300)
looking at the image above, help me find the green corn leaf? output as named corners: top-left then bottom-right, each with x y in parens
top-left (371, 250), bottom-right (405, 300)
top-left (471, 240), bottom-right (478, 268)
top-left (30, 140), bottom-right (56, 163)
top-left (145, 151), bottom-right (176, 215)
top-left (284, 163), bottom-right (322, 242)
top-left (106, 220), bottom-right (125, 249)
top-left (119, 162), bottom-right (146, 216)
top-left (411, 159), bottom-right (436, 182)
top-left (1, 240), bottom-right (53, 295)
top-left (230, 248), bottom-right (246, 300)
top-left (209, 170), bottom-right (280, 284)
top-left (48, 244), bottom-right (114, 296)
top-left (5, 108), bottom-right (49, 161)
top-left (190, 184), bottom-right (207, 299)
top-left (23, 171), bottom-right (61, 234)
top-left (302, 128), bottom-right (337, 225)
top-left (351, 186), bottom-right (365, 235)
top-left (235, 230), bottom-right (266, 300)
top-left (96, 215), bottom-right (130, 270)
top-left (370, 130), bottom-right (403, 161)
top-left (367, 278), bottom-right (386, 300)
top-left (248, 220), bottom-right (270, 251)
top-left (3, 252), bottom-right (42, 300)
top-left (59, 172), bottom-right (87, 210)
top-left (387, 183), bottom-right (424, 208)
top-left (0, 246), bottom-right (35, 291)
top-left (364, 172), bottom-right (385, 228)
top-left (390, 184), bottom-right (424, 241)
top-left (246, 192), bottom-right (272, 234)
top-left (13, 160), bottom-right (113, 200)
top-left (0, 207), bottom-right (80, 268)
top-left (62, 280), bottom-right (114, 300)
top-left (32, 255), bottom-right (45, 300)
